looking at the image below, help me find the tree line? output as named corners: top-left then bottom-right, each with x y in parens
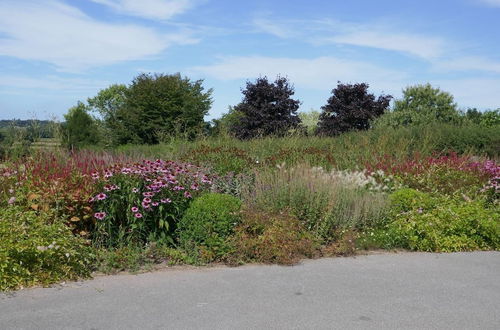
top-left (49, 73), bottom-right (500, 148)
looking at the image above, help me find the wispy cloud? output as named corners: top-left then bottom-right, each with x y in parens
top-left (0, 0), bottom-right (197, 72)
top-left (252, 17), bottom-right (446, 60)
top-left (0, 75), bottom-right (110, 92)
top-left (324, 30), bottom-right (445, 59)
top-left (252, 18), bottom-right (295, 38)
top-left (90, 0), bottom-right (195, 21)
top-left (434, 56), bottom-right (500, 74)
top-left (191, 55), bottom-right (406, 91)
top-left (477, 0), bottom-right (500, 7)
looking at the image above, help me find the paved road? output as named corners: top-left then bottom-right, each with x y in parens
top-left (1, 252), bottom-right (499, 330)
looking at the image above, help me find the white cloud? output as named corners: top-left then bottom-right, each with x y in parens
top-left (0, 0), bottom-right (197, 72)
top-left (90, 0), bottom-right (194, 20)
top-left (191, 55), bottom-right (406, 92)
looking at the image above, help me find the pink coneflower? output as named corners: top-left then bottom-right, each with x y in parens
top-left (96, 193), bottom-right (107, 200)
top-left (143, 197), bottom-right (152, 203)
top-left (134, 212), bottom-right (143, 218)
top-left (132, 188), bottom-right (139, 193)
top-left (142, 201), bottom-right (151, 208)
top-left (173, 185), bottom-right (185, 191)
top-left (160, 198), bottom-right (172, 204)
top-left (184, 191), bottom-right (192, 199)
top-left (88, 196), bottom-right (95, 203)
top-left (190, 184), bottom-right (199, 191)
top-left (131, 206), bottom-right (139, 213)
top-left (8, 197), bottom-right (16, 205)
top-left (104, 184), bottom-right (113, 191)
top-left (94, 212), bottom-right (106, 220)
top-left (143, 192), bottom-right (154, 197)
top-left (152, 202), bottom-right (159, 207)
top-left (91, 172), bottom-right (100, 180)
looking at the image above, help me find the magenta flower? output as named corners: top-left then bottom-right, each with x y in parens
top-left (152, 202), bottom-right (159, 207)
top-left (142, 201), bottom-right (151, 208)
top-left (96, 193), bottom-right (107, 200)
top-left (184, 191), bottom-right (192, 199)
top-left (94, 212), bottom-right (106, 220)
top-left (160, 198), bottom-right (172, 204)
top-left (143, 197), bottom-right (152, 203)
top-left (134, 212), bottom-right (143, 218)
top-left (143, 192), bottom-right (154, 197)
top-left (131, 206), bottom-right (139, 213)
top-left (132, 188), bottom-right (139, 193)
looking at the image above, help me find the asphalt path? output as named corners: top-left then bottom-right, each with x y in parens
top-left (1, 251), bottom-right (499, 329)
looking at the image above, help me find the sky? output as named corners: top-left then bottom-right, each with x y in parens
top-left (0, 0), bottom-right (499, 120)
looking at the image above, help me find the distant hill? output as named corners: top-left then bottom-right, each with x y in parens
top-left (0, 119), bottom-right (54, 128)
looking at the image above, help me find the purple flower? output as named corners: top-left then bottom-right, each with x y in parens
top-left (134, 213), bottom-right (143, 218)
top-left (184, 191), bottom-right (192, 199)
top-left (160, 198), bottom-right (172, 204)
top-left (152, 202), bottom-right (159, 207)
top-left (131, 206), bottom-right (139, 213)
top-left (143, 192), bottom-right (154, 197)
top-left (94, 212), bottom-right (106, 220)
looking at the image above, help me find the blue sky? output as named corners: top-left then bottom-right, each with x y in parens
top-left (1, 0), bottom-right (500, 120)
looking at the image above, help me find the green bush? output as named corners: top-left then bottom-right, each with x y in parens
top-left (0, 206), bottom-right (93, 291)
top-left (178, 193), bottom-right (242, 262)
top-left (361, 189), bottom-right (500, 252)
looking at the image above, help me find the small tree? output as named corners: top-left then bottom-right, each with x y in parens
top-left (316, 82), bottom-right (392, 136)
top-left (118, 73), bottom-right (212, 144)
top-left (231, 76), bottom-right (302, 139)
top-left (62, 102), bottom-right (99, 149)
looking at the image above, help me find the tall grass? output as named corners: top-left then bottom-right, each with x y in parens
top-left (244, 164), bottom-right (389, 240)
top-left (113, 123), bottom-right (500, 174)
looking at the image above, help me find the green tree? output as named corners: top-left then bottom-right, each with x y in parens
top-left (87, 84), bottom-right (128, 145)
top-left (118, 73), bottom-right (213, 144)
top-left (62, 102), bottom-right (99, 149)
top-left (375, 83), bottom-right (460, 128)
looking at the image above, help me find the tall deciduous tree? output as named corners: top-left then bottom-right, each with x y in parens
top-left (118, 73), bottom-right (212, 144)
top-left (231, 76), bottom-right (302, 139)
top-left (316, 82), bottom-right (392, 136)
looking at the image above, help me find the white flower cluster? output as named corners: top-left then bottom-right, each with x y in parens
top-left (310, 167), bottom-right (396, 192)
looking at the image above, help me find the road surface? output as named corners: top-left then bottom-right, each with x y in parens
top-left (1, 251), bottom-right (499, 329)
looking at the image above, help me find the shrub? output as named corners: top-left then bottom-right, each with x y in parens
top-left (178, 193), bottom-right (242, 262)
top-left (90, 159), bottom-right (215, 247)
top-left (360, 189), bottom-right (500, 252)
top-left (0, 206), bottom-right (93, 291)
top-left (316, 82), bottom-right (392, 136)
top-left (247, 165), bottom-right (389, 240)
top-left (230, 210), bottom-right (318, 265)
top-left (231, 76), bottom-right (302, 139)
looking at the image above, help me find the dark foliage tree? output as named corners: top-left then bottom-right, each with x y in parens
top-left (316, 82), bottom-right (392, 136)
top-left (231, 76), bottom-right (302, 139)
top-left (117, 73), bottom-right (212, 144)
